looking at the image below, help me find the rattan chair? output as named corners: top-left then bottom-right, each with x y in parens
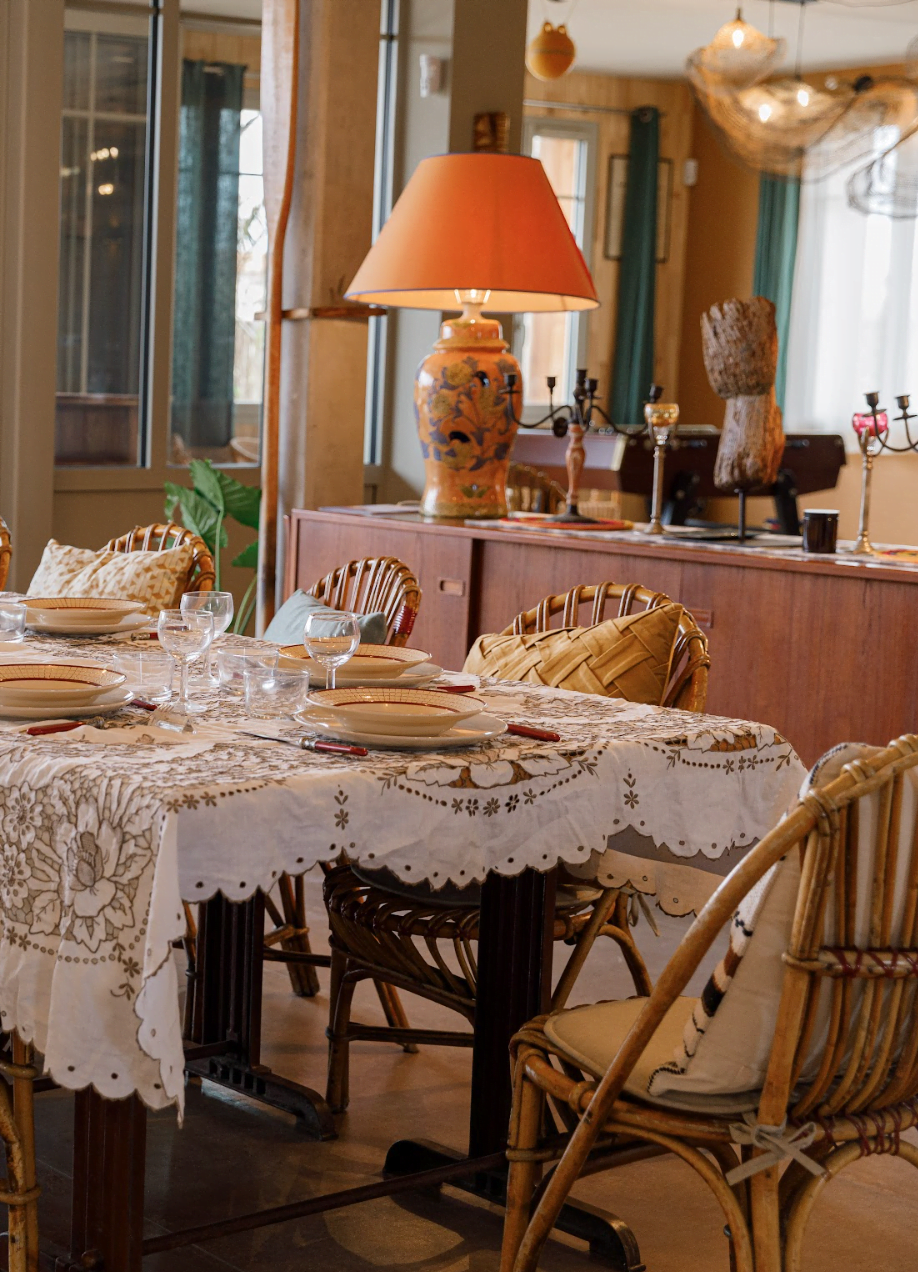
top-left (104, 522), bottom-right (216, 596)
top-left (501, 734), bottom-right (918, 1272)
top-left (0, 515), bottom-right (11, 591)
top-left (262, 556), bottom-right (422, 1007)
top-left (506, 463), bottom-right (566, 515)
top-left (505, 581), bottom-right (710, 712)
top-left (322, 583), bottom-right (710, 1113)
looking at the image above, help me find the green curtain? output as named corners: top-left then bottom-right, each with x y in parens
top-left (753, 175), bottom-right (800, 411)
top-left (171, 59), bottom-right (245, 451)
top-left (610, 106), bottom-right (659, 426)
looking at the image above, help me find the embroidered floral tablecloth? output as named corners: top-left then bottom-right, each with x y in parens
top-left (0, 633), bottom-right (806, 1114)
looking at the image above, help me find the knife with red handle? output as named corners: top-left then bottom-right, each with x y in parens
top-left (506, 723), bottom-right (561, 742)
top-left (25, 721), bottom-right (83, 736)
top-left (239, 728), bottom-right (368, 757)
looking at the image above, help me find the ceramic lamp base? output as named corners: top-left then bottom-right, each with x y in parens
top-left (415, 310), bottom-right (522, 519)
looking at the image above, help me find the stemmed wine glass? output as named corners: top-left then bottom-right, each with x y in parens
top-left (157, 609), bottom-right (214, 717)
top-left (303, 609), bottom-right (360, 690)
top-left (181, 591), bottom-right (234, 683)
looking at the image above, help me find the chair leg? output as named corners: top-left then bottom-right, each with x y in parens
top-left (278, 873), bottom-right (321, 997)
top-left (326, 953), bottom-right (359, 1113)
top-left (500, 1064), bottom-right (545, 1272)
top-left (749, 1164), bottom-right (783, 1272)
top-left (603, 892), bottom-right (653, 996)
top-left (552, 889), bottom-right (619, 1011)
top-left (374, 981), bottom-right (419, 1054)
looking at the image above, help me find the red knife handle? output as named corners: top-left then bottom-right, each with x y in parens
top-left (435, 683), bottom-right (478, 694)
top-left (312, 740), bottom-right (369, 757)
top-left (25, 721), bottom-right (82, 736)
top-left (131, 699), bottom-right (157, 711)
top-left (507, 723), bottom-right (561, 742)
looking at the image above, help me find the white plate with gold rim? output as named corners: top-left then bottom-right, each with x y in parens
top-left (28, 612), bottom-right (151, 637)
top-left (277, 657), bottom-right (443, 689)
top-left (296, 709), bottom-right (507, 750)
top-left (0, 661), bottom-right (126, 707)
top-left (0, 686), bottom-right (135, 721)
top-left (306, 686), bottom-right (486, 735)
top-left (279, 642), bottom-right (431, 679)
top-left (25, 597), bottom-right (145, 626)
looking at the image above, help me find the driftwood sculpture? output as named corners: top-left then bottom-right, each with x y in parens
top-left (701, 296), bottom-right (785, 490)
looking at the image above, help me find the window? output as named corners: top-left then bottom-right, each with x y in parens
top-left (56, 10), bottom-right (152, 465)
top-left (53, 1), bottom-right (264, 471)
top-left (785, 131), bottom-right (918, 445)
top-left (516, 119), bottom-right (596, 412)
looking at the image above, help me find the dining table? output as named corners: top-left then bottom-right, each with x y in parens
top-left (0, 629), bottom-right (808, 1271)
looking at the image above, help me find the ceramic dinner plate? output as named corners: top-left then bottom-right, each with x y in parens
top-left (0, 686), bottom-right (135, 720)
top-left (296, 709), bottom-right (507, 750)
top-left (25, 597), bottom-right (145, 625)
top-left (0, 661), bottom-right (126, 707)
top-left (27, 612), bottom-right (151, 637)
top-left (279, 642), bottom-right (432, 678)
top-left (277, 657), bottom-right (443, 689)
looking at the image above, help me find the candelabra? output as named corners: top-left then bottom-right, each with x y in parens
top-left (850, 391), bottom-right (918, 555)
top-left (504, 371), bottom-right (679, 528)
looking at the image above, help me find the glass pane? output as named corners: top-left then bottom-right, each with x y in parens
top-left (95, 35), bottom-right (148, 115)
top-left (169, 73), bottom-right (265, 466)
top-left (521, 133), bottom-right (587, 405)
top-left (56, 25), bottom-right (150, 466)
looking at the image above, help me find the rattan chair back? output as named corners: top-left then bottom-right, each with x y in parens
top-left (307, 556), bottom-right (421, 647)
top-left (0, 515), bottom-right (10, 591)
top-left (506, 463), bottom-right (566, 515)
top-left (505, 582), bottom-right (710, 712)
top-left (104, 522), bottom-right (216, 595)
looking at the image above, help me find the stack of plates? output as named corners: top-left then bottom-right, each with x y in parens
top-left (25, 597), bottom-right (148, 636)
top-left (299, 685), bottom-right (506, 749)
top-left (279, 642), bottom-right (442, 688)
top-left (0, 659), bottom-right (133, 719)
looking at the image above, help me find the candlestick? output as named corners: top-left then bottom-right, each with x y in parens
top-left (850, 393), bottom-right (891, 556)
top-left (643, 394), bottom-right (680, 535)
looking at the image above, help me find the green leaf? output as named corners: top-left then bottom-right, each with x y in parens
top-left (189, 459), bottom-right (225, 515)
top-left (231, 540), bottom-right (259, 570)
top-left (213, 468), bottom-right (261, 529)
top-left (169, 487), bottom-right (228, 553)
top-left (164, 481), bottom-right (185, 521)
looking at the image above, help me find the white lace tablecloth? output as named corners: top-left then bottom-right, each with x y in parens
top-left (0, 633), bottom-right (806, 1114)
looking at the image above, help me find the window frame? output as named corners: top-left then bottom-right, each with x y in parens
top-left (515, 114), bottom-right (598, 422)
top-left (54, 0), bottom-right (263, 494)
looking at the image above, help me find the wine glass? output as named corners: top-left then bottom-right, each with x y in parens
top-left (303, 608), bottom-right (360, 690)
top-left (181, 591), bottom-right (234, 683)
top-left (157, 609), bottom-right (214, 717)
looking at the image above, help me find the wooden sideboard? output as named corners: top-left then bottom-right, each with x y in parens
top-left (285, 508), bottom-right (918, 765)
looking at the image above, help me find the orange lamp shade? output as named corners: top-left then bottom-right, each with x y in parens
top-left (345, 153), bottom-right (599, 313)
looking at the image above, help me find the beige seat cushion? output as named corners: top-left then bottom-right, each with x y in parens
top-left (28, 539), bottom-right (195, 618)
top-left (463, 603), bottom-right (683, 704)
top-left (543, 996), bottom-right (761, 1115)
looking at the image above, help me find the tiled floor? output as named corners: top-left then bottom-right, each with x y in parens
top-left (33, 875), bottom-right (918, 1270)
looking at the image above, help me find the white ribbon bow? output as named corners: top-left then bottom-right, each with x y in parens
top-left (725, 1113), bottom-right (826, 1185)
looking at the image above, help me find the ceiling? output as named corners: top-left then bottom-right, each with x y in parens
top-left (527, 0), bottom-right (918, 78)
top-left (180, 1), bottom-right (918, 79)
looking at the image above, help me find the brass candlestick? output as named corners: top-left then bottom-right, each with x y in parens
top-left (643, 398), bottom-right (680, 535)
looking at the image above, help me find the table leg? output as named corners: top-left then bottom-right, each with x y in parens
top-left (182, 892), bottom-right (335, 1139)
top-left (64, 1089), bottom-right (146, 1272)
top-left (384, 869), bottom-right (644, 1269)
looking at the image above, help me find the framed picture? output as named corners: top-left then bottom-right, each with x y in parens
top-left (604, 155), bottom-right (673, 264)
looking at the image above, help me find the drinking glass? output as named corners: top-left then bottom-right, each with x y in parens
top-left (0, 600), bottom-right (26, 644)
top-left (181, 591), bottom-right (234, 683)
top-left (243, 665), bottom-right (311, 719)
top-left (113, 648), bottom-right (174, 703)
top-left (216, 645), bottom-right (278, 696)
top-left (303, 609), bottom-right (360, 690)
top-left (157, 609), bottom-right (214, 717)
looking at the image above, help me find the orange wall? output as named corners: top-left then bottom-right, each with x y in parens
top-left (677, 103), bottom-right (759, 426)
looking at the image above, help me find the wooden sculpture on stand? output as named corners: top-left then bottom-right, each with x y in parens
top-left (701, 297), bottom-right (785, 536)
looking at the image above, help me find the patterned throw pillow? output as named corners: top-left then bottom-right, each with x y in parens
top-left (463, 603), bottom-right (683, 705)
top-left (28, 539), bottom-right (195, 618)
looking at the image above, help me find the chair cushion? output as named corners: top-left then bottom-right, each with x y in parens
top-left (462, 604), bottom-right (683, 704)
top-left (263, 590), bottom-right (387, 646)
top-left (543, 996), bottom-right (761, 1115)
top-left (28, 539), bottom-right (195, 617)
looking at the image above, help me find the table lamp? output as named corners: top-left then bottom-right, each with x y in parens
top-left (345, 153), bottom-right (599, 519)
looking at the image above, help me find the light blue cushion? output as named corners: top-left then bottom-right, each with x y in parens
top-left (264, 590), bottom-right (387, 646)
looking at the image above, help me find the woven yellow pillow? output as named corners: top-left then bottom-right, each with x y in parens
top-left (463, 603), bottom-right (683, 704)
top-left (28, 539), bottom-right (195, 618)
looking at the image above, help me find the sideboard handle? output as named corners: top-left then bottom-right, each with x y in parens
top-left (438, 578), bottom-right (466, 597)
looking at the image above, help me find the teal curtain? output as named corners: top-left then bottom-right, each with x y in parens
top-left (171, 60), bottom-right (245, 451)
top-left (610, 106), bottom-right (659, 426)
top-left (753, 175), bottom-right (800, 411)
